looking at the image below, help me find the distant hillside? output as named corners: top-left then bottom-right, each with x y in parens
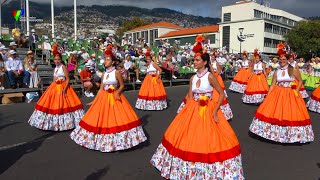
top-left (2, 1), bottom-right (220, 28)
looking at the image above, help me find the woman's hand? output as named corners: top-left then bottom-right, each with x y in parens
top-left (212, 110), bottom-right (219, 123)
top-left (114, 92), bottom-right (120, 100)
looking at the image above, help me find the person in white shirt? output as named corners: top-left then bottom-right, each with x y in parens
top-left (124, 54), bottom-right (141, 82)
top-left (80, 48), bottom-right (90, 62)
top-left (216, 53), bottom-right (227, 66)
top-left (42, 38), bottom-right (51, 63)
top-left (6, 50), bottom-right (30, 89)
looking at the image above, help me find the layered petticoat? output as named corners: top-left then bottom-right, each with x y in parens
top-left (307, 86), bottom-right (320, 113)
top-left (249, 85), bottom-right (314, 143)
top-left (150, 144), bottom-right (244, 180)
top-left (135, 74), bottom-right (167, 110)
top-left (229, 68), bottom-right (250, 93)
top-left (70, 125), bottom-right (146, 152)
top-left (70, 90), bottom-right (147, 152)
top-left (28, 81), bottom-right (84, 131)
top-left (29, 109), bottom-right (84, 131)
top-left (229, 81), bottom-right (247, 94)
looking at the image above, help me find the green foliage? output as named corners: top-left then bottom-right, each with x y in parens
top-left (116, 17), bottom-right (151, 37)
top-left (285, 20), bottom-right (320, 58)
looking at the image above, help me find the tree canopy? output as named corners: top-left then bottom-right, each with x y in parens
top-left (285, 20), bottom-right (320, 58)
top-left (116, 17), bottom-right (151, 37)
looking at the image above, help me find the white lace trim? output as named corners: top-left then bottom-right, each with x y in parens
top-left (70, 125), bottom-right (147, 152)
top-left (229, 81), bottom-right (246, 93)
top-left (28, 109), bottom-right (85, 131)
top-left (307, 98), bottom-right (320, 113)
top-left (249, 118), bottom-right (314, 143)
top-left (300, 90), bottom-right (309, 99)
top-left (135, 98), bottom-right (167, 110)
top-left (242, 94), bottom-right (266, 104)
top-left (150, 144), bottom-right (244, 180)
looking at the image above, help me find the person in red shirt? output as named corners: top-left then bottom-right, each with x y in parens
top-left (80, 64), bottom-right (94, 97)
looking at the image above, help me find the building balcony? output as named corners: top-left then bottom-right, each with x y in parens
top-left (264, 32), bottom-right (286, 41)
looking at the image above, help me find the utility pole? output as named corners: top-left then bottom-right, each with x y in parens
top-left (51, 0), bottom-right (54, 38)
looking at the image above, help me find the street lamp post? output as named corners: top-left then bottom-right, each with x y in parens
top-left (74, 0), bottom-right (77, 40)
top-left (51, 0), bottom-right (55, 38)
top-left (238, 28), bottom-right (244, 58)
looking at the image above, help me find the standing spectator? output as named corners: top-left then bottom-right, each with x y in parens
top-left (28, 29), bottom-right (39, 53)
top-left (80, 64), bottom-right (94, 97)
top-left (42, 37), bottom-right (52, 63)
top-left (6, 50), bottom-right (30, 89)
top-left (0, 53), bottom-right (5, 90)
top-left (216, 53), bottom-right (227, 66)
top-left (24, 51), bottom-right (39, 88)
top-left (124, 54), bottom-right (141, 82)
top-left (67, 51), bottom-right (78, 73)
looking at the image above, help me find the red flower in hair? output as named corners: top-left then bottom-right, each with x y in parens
top-left (277, 43), bottom-right (284, 50)
top-left (196, 35), bottom-right (205, 43)
top-left (193, 43), bottom-right (203, 54)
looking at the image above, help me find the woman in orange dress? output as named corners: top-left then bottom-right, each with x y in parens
top-left (242, 55), bottom-right (269, 104)
top-left (229, 53), bottom-right (251, 93)
top-left (249, 54), bottom-right (314, 143)
top-left (135, 55), bottom-right (167, 110)
top-left (28, 54), bottom-right (85, 131)
top-left (70, 55), bottom-right (147, 152)
top-left (151, 53), bottom-right (243, 179)
top-left (306, 85), bottom-right (320, 113)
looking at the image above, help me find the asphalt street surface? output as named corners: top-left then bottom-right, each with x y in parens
top-left (0, 82), bottom-right (320, 180)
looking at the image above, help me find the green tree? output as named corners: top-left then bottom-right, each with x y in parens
top-left (116, 17), bottom-right (151, 37)
top-left (285, 20), bottom-right (320, 58)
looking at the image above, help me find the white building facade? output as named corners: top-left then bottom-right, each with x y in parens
top-left (124, 22), bottom-right (183, 46)
top-left (219, 0), bottom-right (304, 54)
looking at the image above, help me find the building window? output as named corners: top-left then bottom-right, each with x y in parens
top-left (265, 23), bottom-right (273, 33)
top-left (264, 38), bottom-right (272, 47)
top-left (144, 31), bottom-right (148, 43)
top-left (133, 33), bottom-right (136, 43)
top-left (155, 29), bottom-right (158, 39)
top-left (150, 30), bottom-right (154, 44)
top-left (222, 26), bottom-right (230, 52)
top-left (223, 13), bottom-right (231, 22)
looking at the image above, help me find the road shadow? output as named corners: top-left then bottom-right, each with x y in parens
top-left (248, 131), bottom-right (310, 146)
top-left (0, 122), bottom-right (22, 131)
top-left (0, 132), bottom-right (55, 174)
top-left (84, 165), bottom-right (110, 180)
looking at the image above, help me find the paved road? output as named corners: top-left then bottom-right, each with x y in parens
top-left (0, 83), bottom-right (320, 180)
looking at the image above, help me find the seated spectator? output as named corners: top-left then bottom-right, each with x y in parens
top-left (80, 64), bottom-right (94, 97)
top-left (24, 51), bottom-right (39, 88)
top-left (20, 36), bottom-right (29, 48)
top-left (80, 47), bottom-right (90, 65)
top-left (6, 50), bottom-right (30, 89)
top-left (124, 54), bottom-right (141, 82)
top-left (0, 53), bottom-right (5, 90)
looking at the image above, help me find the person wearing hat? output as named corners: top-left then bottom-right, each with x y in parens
top-left (24, 51), bottom-right (39, 88)
top-left (5, 50), bottom-right (30, 89)
top-left (28, 29), bottom-right (39, 52)
top-left (9, 42), bottom-right (18, 52)
top-left (0, 46), bottom-right (7, 62)
top-left (91, 37), bottom-right (99, 50)
top-left (80, 47), bottom-right (90, 64)
top-left (80, 63), bottom-right (94, 97)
